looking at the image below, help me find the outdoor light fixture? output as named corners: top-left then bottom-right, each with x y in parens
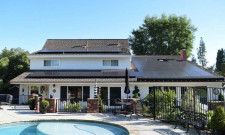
top-left (22, 88), bottom-right (24, 93)
top-left (94, 79), bottom-right (101, 98)
top-left (53, 84), bottom-right (55, 87)
top-left (94, 80), bottom-right (98, 98)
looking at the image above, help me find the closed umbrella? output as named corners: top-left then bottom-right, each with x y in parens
top-left (124, 68), bottom-right (130, 99)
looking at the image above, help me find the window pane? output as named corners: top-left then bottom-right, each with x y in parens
top-left (68, 86), bottom-right (82, 101)
top-left (100, 87), bottom-right (108, 105)
top-left (31, 86), bottom-right (39, 94)
top-left (44, 60), bottom-right (59, 66)
top-left (83, 86), bottom-right (90, 101)
top-left (51, 60), bottom-right (59, 66)
top-left (44, 60), bottom-right (51, 66)
top-left (111, 60), bottom-right (118, 66)
top-left (103, 60), bottom-right (110, 66)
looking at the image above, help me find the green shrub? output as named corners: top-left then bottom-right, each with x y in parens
top-left (64, 102), bottom-right (82, 112)
top-left (140, 103), bottom-right (151, 117)
top-left (40, 100), bottom-right (49, 109)
top-left (218, 92), bottom-right (224, 101)
top-left (70, 98), bottom-right (81, 104)
top-left (28, 98), bottom-right (35, 105)
top-left (207, 110), bottom-right (214, 121)
top-left (144, 88), bottom-right (176, 116)
top-left (209, 106), bottom-right (225, 131)
top-left (97, 95), bottom-right (106, 112)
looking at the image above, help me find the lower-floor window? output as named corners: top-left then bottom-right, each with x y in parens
top-left (100, 87), bottom-right (108, 105)
top-left (83, 86), bottom-right (90, 101)
top-left (68, 86), bottom-right (82, 100)
top-left (60, 86), bottom-right (90, 102)
top-left (30, 86), bottom-right (39, 94)
top-left (110, 87), bottom-right (121, 106)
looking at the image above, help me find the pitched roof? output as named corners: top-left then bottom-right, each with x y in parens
top-left (10, 72), bottom-right (137, 84)
top-left (131, 56), bottom-right (224, 81)
top-left (31, 39), bottom-right (130, 55)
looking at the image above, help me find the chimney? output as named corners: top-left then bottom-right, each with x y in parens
top-left (180, 49), bottom-right (187, 61)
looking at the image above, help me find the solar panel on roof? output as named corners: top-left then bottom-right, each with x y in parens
top-left (27, 70), bottom-right (135, 78)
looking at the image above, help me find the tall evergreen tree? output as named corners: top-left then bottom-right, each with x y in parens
top-left (191, 55), bottom-right (197, 64)
top-left (216, 48), bottom-right (224, 72)
top-left (197, 37), bottom-right (207, 67)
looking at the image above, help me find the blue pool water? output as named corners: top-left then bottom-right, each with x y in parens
top-left (0, 121), bottom-right (129, 135)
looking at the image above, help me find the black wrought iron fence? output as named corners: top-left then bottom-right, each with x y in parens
top-left (143, 87), bottom-right (225, 124)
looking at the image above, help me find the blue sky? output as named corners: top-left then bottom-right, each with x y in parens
top-left (0, 0), bottom-right (225, 66)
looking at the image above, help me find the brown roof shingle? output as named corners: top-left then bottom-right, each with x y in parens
top-left (31, 39), bottom-right (131, 55)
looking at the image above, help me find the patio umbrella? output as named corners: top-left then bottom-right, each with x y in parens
top-left (124, 68), bottom-right (130, 99)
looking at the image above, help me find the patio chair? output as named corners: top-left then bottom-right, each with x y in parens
top-left (113, 99), bottom-right (133, 119)
top-left (0, 94), bottom-right (13, 110)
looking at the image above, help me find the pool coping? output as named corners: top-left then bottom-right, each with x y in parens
top-left (0, 118), bottom-right (139, 135)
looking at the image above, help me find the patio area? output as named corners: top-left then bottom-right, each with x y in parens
top-left (0, 105), bottom-right (207, 135)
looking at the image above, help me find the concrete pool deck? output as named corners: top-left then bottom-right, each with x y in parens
top-left (0, 105), bottom-right (207, 135)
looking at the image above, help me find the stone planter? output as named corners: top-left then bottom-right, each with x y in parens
top-left (87, 98), bottom-right (99, 113)
top-left (45, 98), bottom-right (58, 113)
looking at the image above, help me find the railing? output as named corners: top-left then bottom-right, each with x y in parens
top-left (56, 99), bottom-right (127, 113)
top-left (57, 99), bottom-right (86, 113)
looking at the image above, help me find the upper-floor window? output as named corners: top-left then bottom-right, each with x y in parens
top-left (103, 60), bottom-right (118, 66)
top-left (44, 60), bottom-right (59, 67)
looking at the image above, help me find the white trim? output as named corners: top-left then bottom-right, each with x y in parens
top-left (12, 82), bottom-right (223, 85)
top-left (29, 55), bottom-right (131, 58)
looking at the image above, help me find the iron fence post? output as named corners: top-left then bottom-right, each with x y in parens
top-left (153, 87), bottom-right (156, 120)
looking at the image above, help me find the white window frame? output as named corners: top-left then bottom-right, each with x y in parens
top-left (103, 60), bottom-right (111, 66)
top-left (102, 60), bottom-right (119, 67)
top-left (43, 59), bottom-right (60, 67)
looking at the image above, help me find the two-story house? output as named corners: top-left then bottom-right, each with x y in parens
top-left (10, 39), bottom-right (224, 105)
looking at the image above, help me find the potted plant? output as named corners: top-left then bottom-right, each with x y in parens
top-left (40, 100), bottom-right (49, 114)
top-left (27, 98), bottom-right (35, 110)
top-left (132, 85), bottom-right (140, 98)
top-left (209, 106), bottom-right (225, 134)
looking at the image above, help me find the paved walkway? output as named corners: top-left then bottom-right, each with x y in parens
top-left (0, 105), bottom-right (207, 135)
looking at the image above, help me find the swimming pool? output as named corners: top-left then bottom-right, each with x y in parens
top-left (0, 120), bottom-right (129, 135)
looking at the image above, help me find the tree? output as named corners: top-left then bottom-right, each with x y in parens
top-left (129, 14), bottom-right (197, 57)
top-left (197, 37), bottom-right (207, 68)
top-left (0, 48), bottom-right (29, 92)
top-left (216, 48), bottom-right (224, 72)
top-left (207, 65), bottom-right (215, 72)
top-left (222, 63), bottom-right (225, 76)
top-left (191, 55), bottom-right (197, 64)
